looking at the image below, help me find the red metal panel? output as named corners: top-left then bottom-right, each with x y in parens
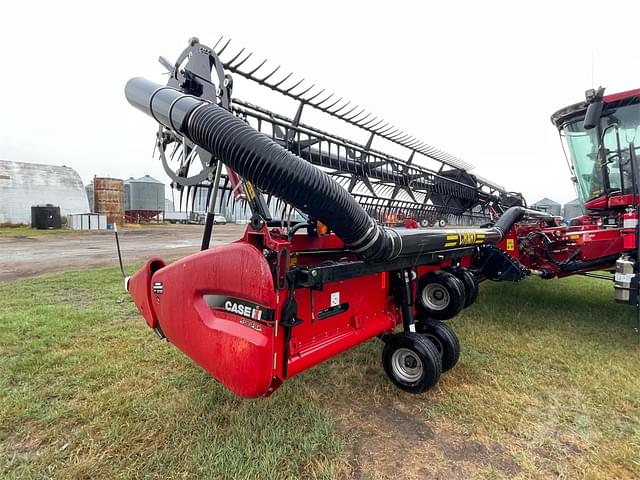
top-left (284, 272), bottom-right (398, 378)
top-left (609, 194), bottom-right (640, 208)
top-left (149, 243), bottom-right (277, 398)
top-left (128, 258), bottom-right (165, 329)
top-left (573, 228), bottom-right (624, 260)
top-left (584, 194), bottom-right (608, 211)
top-left (604, 88), bottom-right (640, 103)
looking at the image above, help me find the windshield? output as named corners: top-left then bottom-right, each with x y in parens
top-left (562, 103), bottom-right (640, 203)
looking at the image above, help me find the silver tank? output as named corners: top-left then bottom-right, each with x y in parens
top-left (614, 256), bottom-right (636, 304)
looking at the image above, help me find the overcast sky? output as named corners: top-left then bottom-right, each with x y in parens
top-left (2, 0), bottom-right (639, 206)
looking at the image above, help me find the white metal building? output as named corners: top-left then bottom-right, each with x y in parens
top-left (563, 198), bottom-right (585, 220)
top-left (0, 160), bottom-right (89, 224)
top-left (531, 197), bottom-right (561, 216)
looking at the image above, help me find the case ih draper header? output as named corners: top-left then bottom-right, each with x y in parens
top-left (125, 38), bottom-right (547, 398)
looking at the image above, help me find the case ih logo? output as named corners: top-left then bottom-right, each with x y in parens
top-left (224, 300), bottom-right (263, 321)
top-left (203, 295), bottom-right (275, 326)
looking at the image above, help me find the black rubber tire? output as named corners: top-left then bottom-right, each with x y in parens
top-left (416, 320), bottom-right (460, 372)
top-left (416, 271), bottom-right (466, 320)
top-left (446, 267), bottom-right (479, 308)
top-left (382, 332), bottom-right (442, 394)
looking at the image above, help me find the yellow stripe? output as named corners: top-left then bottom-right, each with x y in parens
top-left (444, 242), bottom-right (457, 247)
top-left (446, 235), bottom-right (458, 240)
top-left (245, 181), bottom-right (256, 200)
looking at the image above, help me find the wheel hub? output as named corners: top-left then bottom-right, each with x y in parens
top-left (422, 283), bottom-right (450, 311)
top-left (391, 348), bottom-right (424, 384)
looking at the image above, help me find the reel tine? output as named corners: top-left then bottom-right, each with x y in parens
top-left (306, 88), bottom-right (326, 104)
top-left (212, 36), bottom-right (224, 49)
top-left (168, 141), bottom-right (178, 161)
top-left (285, 78), bottom-right (305, 94)
top-left (331, 101), bottom-right (351, 115)
top-left (259, 63), bottom-right (279, 81)
top-left (315, 93), bottom-right (335, 107)
top-left (372, 122), bottom-right (390, 134)
top-left (377, 125), bottom-right (396, 136)
top-left (273, 72), bottom-right (293, 89)
top-left (216, 38), bottom-right (232, 56)
top-left (406, 139), bottom-right (421, 149)
top-left (360, 116), bottom-right (379, 129)
top-left (297, 83), bottom-right (316, 98)
top-left (352, 112), bottom-right (372, 124)
top-left (325, 96), bottom-right (343, 111)
top-left (232, 52), bottom-right (253, 70)
top-left (227, 47), bottom-right (246, 67)
top-left (340, 105), bottom-right (360, 119)
top-left (243, 58), bottom-right (267, 77)
top-left (390, 132), bottom-right (409, 142)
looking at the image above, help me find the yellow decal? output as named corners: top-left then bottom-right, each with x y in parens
top-left (444, 231), bottom-right (485, 247)
top-left (458, 232), bottom-right (478, 246)
top-left (244, 181), bottom-right (256, 200)
top-left (506, 238), bottom-right (515, 251)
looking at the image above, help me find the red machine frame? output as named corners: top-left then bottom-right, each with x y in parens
top-left (482, 87), bottom-right (640, 317)
top-left (128, 224), bottom-right (476, 398)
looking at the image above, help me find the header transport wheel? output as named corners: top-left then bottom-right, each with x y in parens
top-left (446, 267), bottom-right (479, 308)
top-left (382, 333), bottom-right (442, 394)
top-left (415, 319), bottom-right (460, 372)
top-left (416, 271), bottom-right (466, 320)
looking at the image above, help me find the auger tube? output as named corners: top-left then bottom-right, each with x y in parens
top-left (125, 77), bottom-right (539, 261)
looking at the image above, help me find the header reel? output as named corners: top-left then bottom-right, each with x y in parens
top-left (154, 37), bottom-right (519, 227)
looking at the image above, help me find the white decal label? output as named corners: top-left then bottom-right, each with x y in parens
top-left (615, 273), bottom-right (635, 283)
top-left (330, 292), bottom-right (340, 307)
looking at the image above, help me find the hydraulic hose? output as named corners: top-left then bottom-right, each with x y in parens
top-left (558, 254), bottom-right (619, 273)
top-left (125, 78), bottom-right (541, 261)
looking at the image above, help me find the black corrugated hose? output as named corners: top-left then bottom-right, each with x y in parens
top-left (125, 78), bottom-right (536, 261)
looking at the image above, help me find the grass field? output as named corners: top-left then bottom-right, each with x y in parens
top-left (0, 226), bottom-right (80, 239)
top-left (1, 267), bottom-right (638, 479)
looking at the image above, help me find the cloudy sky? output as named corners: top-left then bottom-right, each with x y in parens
top-left (1, 0), bottom-right (639, 206)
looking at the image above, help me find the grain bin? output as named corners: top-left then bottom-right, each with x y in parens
top-left (94, 177), bottom-right (125, 226)
top-left (124, 175), bottom-right (164, 222)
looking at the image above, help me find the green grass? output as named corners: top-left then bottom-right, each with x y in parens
top-left (0, 268), bottom-right (344, 479)
top-left (0, 268), bottom-right (638, 479)
top-left (0, 226), bottom-right (81, 239)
